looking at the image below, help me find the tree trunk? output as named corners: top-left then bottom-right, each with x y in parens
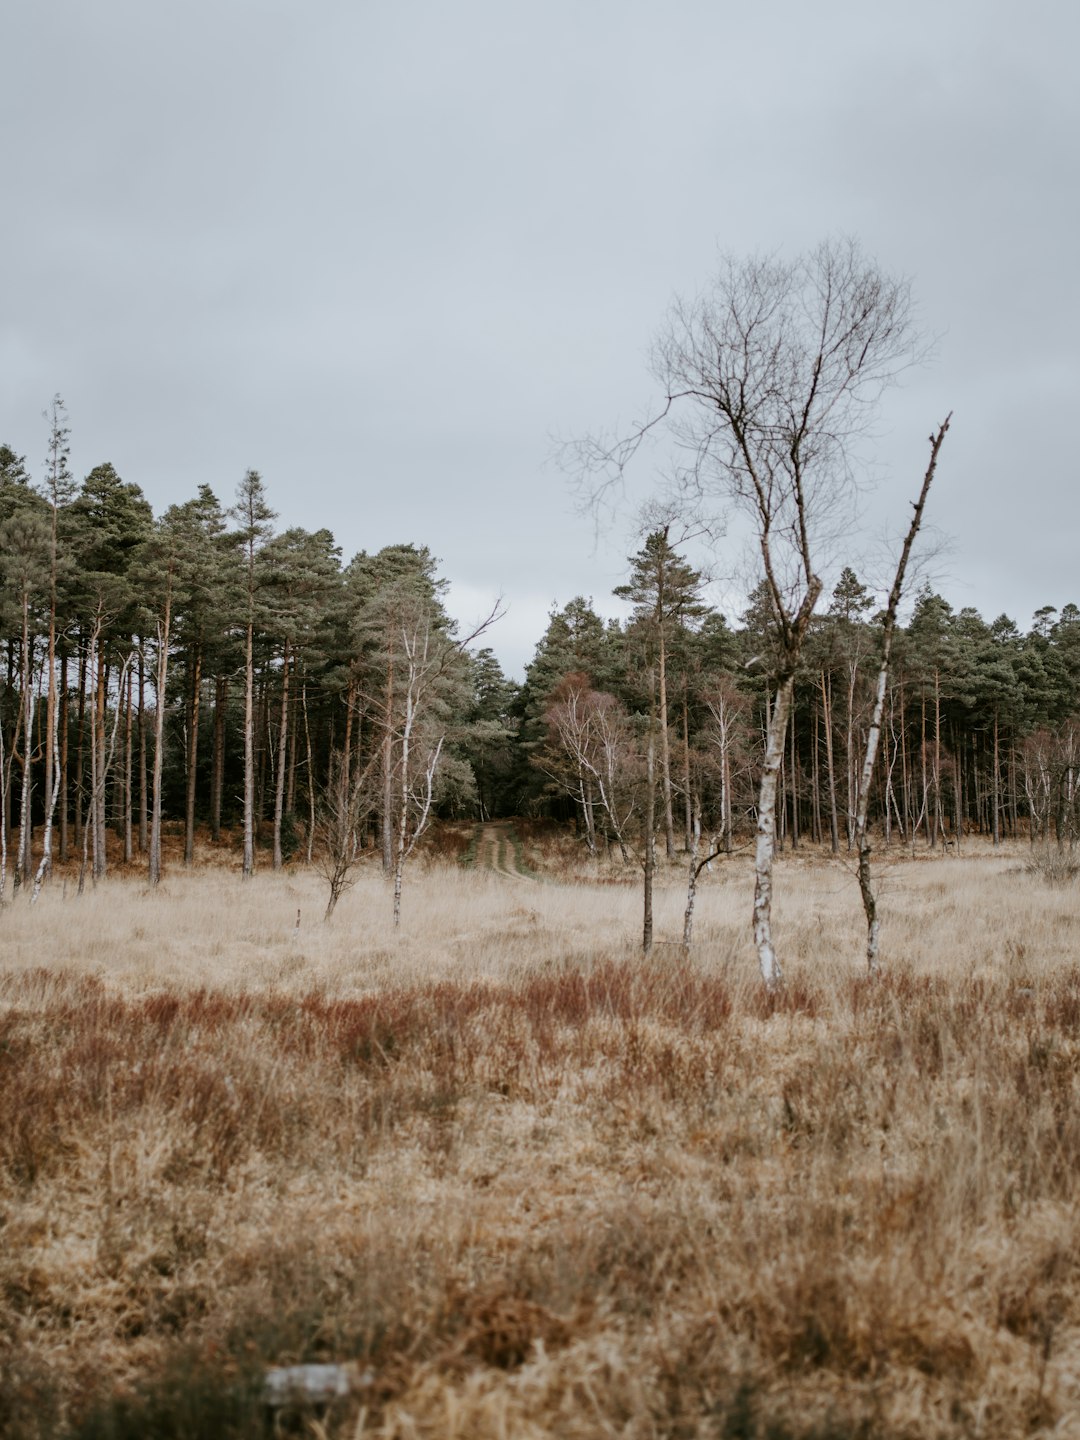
top-left (932, 668), bottom-right (943, 849)
top-left (43, 602), bottom-right (56, 884)
top-left (789, 703), bottom-right (799, 851)
top-left (123, 665), bottom-right (133, 864)
top-left (15, 596), bottom-right (33, 889)
top-left (273, 639), bottom-right (290, 869)
top-left (643, 726), bottom-right (656, 955)
top-left (811, 700), bottom-right (821, 846)
top-left (754, 677), bottom-right (795, 988)
top-left (303, 680), bottom-right (316, 864)
top-left (382, 657), bottom-right (395, 874)
top-left (75, 642), bottom-right (86, 852)
top-left (211, 673), bottom-right (225, 842)
top-left (59, 652), bottom-right (69, 863)
top-left (856, 416), bottom-right (947, 972)
top-left (682, 682), bottom-right (693, 852)
top-left (138, 649), bottom-right (148, 854)
top-left (30, 693), bottom-right (61, 904)
top-left (184, 643), bottom-right (203, 866)
top-left (93, 660), bottom-right (106, 880)
top-left (658, 629), bottom-right (675, 860)
top-left (149, 598), bottom-right (171, 887)
top-left (243, 620), bottom-right (255, 877)
top-left (820, 671), bottom-right (840, 854)
top-left (286, 686), bottom-right (298, 817)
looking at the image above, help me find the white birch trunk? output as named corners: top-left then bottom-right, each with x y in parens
top-left (754, 677), bottom-right (794, 989)
top-left (149, 599), bottom-right (171, 886)
top-left (855, 417), bottom-right (950, 973)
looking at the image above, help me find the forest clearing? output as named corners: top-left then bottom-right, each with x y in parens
top-left (3, 840), bottom-right (1080, 1438)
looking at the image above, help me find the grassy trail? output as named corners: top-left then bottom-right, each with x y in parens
top-left (471, 821), bottom-right (537, 881)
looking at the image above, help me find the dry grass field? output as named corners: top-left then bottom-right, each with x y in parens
top-left (2, 840), bottom-right (1080, 1438)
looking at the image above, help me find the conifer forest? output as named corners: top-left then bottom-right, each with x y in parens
top-left (3, 397), bottom-right (1079, 902)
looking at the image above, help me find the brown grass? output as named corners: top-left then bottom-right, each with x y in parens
top-left (2, 844), bottom-right (1080, 1437)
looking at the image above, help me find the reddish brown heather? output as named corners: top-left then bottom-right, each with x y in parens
top-left (1, 849), bottom-right (1079, 1437)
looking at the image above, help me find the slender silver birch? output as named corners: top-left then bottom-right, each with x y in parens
top-left (149, 592), bottom-right (172, 887)
top-left (855, 417), bottom-right (950, 973)
top-left (30, 695), bottom-right (61, 903)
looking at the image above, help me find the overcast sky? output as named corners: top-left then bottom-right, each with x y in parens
top-left (3, 0), bottom-right (1077, 675)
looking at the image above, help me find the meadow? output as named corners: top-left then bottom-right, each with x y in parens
top-left (2, 839), bottom-right (1080, 1438)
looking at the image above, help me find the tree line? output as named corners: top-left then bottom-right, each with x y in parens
top-left (3, 244), bottom-right (1078, 968)
top-left (2, 410), bottom-right (1078, 900)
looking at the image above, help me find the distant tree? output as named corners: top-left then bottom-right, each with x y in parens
top-left (69, 462), bottom-right (153, 878)
top-left (260, 526), bottom-right (341, 868)
top-left (615, 525), bottom-right (706, 858)
top-left (461, 648), bottom-right (519, 820)
top-left (541, 673), bottom-right (639, 861)
top-left (36, 396), bottom-right (75, 887)
top-left (229, 471), bottom-right (276, 878)
top-left (0, 507), bottom-right (51, 888)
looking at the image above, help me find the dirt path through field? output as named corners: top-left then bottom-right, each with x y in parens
top-left (473, 823), bottom-right (536, 882)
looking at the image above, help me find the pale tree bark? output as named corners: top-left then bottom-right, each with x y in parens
top-left (991, 711), bottom-right (1001, 847)
top-left (138, 649), bottom-right (148, 854)
top-left (381, 655), bottom-right (395, 875)
top-left (302, 679), bottom-right (316, 865)
top-left (754, 678), bottom-right (796, 987)
top-left (643, 727), bottom-right (656, 955)
top-left (15, 595), bottom-right (34, 890)
top-left (855, 417), bottom-right (950, 974)
top-left (77, 627), bottom-right (132, 894)
top-left (41, 394), bottom-right (70, 886)
top-left (704, 680), bottom-right (745, 855)
top-left (272, 638), bottom-right (290, 869)
top-left (243, 616), bottom-right (256, 877)
top-left (386, 602), bottom-right (502, 926)
top-left (543, 683), bottom-right (636, 861)
top-left (30, 693), bottom-right (61, 903)
top-left (658, 628), bottom-right (676, 859)
top-left (93, 660), bottom-right (107, 880)
top-left (820, 670), bottom-right (840, 853)
top-left (682, 684), bottom-right (693, 852)
top-left (74, 643), bottom-right (86, 853)
top-left (123, 667), bottom-right (133, 863)
top-left (59, 652), bottom-right (69, 863)
top-left (211, 674), bottom-right (225, 842)
top-left (184, 643), bottom-right (202, 866)
top-left (149, 595), bottom-right (172, 887)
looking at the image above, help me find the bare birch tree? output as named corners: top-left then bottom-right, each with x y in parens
top-left (578, 238), bottom-right (921, 985)
top-left (855, 417), bottom-right (950, 973)
top-left (387, 600), bottom-right (503, 926)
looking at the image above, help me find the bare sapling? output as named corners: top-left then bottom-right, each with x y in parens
top-left (77, 635), bottom-right (133, 895)
top-left (682, 814), bottom-right (726, 951)
top-left (855, 416), bottom-right (951, 973)
top-left (388, 600), bottom-right (504, 927)
top-left (29, 690), bottom-right (62, 903)
top-left (542, 679), bottom-right (637, 863)
top-left (315, 748), bottom-right (379, 920)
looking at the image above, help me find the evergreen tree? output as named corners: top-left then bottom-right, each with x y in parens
top-left (229, 471), bottom-right (276, 878)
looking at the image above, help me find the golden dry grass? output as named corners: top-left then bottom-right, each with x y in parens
top-left (2, 842), bottom-right (1080, 1438)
